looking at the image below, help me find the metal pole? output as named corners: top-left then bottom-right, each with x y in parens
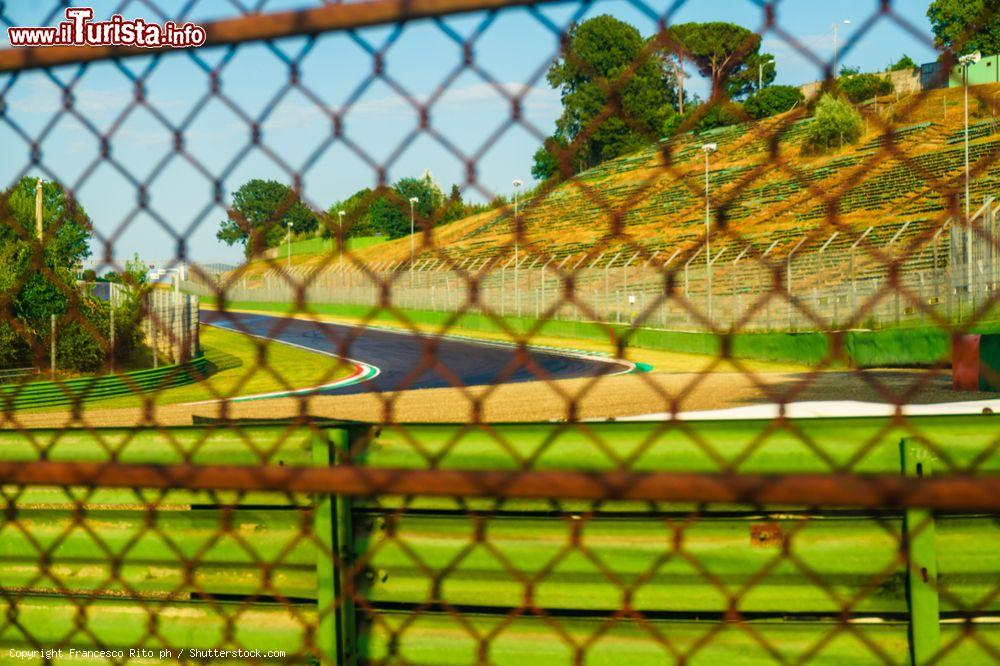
top-left (514, 185), bottom-right (520, 316)
top-left (50, 314), bottom-right (56, 376)
top-left (286, 222), bottom-right (291, 270)
top-left (35, 179), bottom-right (43, 241)
top-left (338, 210), bottom-right (345, 269)
top-left (964, 62), bottom-right (973, 294)
top-left (704, 149), bottom-right (713, 320)
top-left (110, 305), bottom-right (115, 373)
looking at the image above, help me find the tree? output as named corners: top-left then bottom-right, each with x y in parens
top-left (531, 137), bottom-right (566, 181)
top-left (802, 93), bottom-right (863, 154)
top-left (743, 85), bottom-right (804, 119)
top-left (439, 185), bottom-right (470, 224)
top-left (1, 177), bottom-right (93, 325)
top-left (0, 177), bottom-right (146, 372)
top-left (1, 177), bottom-right (92, 270)
top-left (840, 72), bottom-right (895, 103)
top-left (326, 188), bottom-right (375, 238)
top-left (541, 15), bottom-right (677, 176)
top-left (367, 173), bottom-right (445, 239)
top-left (928, 0), bottom-right (1000, 56)
top-left (216, 179), bottom-right (318, 257)
top-left (888, 54), bottom-right (918, 71)
top-left (724, 51), bottom-right (777, 99)
top-left (669, 22), bottom-right (762, 95)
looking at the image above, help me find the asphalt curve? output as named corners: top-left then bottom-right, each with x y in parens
top-left (202, 311), bottom-right (632, 395)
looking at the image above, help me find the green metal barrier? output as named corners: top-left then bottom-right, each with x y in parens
top-left (0, 356), bottom-right (208, 411)
top-left (0, 418), bottom-right (997, 663)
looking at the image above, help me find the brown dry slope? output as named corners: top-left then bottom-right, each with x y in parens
top-left (234, 84), bottom-right (1000, 282)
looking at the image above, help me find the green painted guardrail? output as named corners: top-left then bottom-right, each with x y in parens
top-left (0, 417), bottom-right (997, 664)
top-left (0, 356), bottom-right (208, 411)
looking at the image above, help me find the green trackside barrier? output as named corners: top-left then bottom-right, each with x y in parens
top-left (0, 355), bottom-right (209, 411)
top-left (0, 417), bottom-right (997, 663)
top-left (208, 299), bottom-right (1000, 368)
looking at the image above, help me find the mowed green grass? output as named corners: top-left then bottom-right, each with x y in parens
top-left (87, 326), bottom-right (354, 408)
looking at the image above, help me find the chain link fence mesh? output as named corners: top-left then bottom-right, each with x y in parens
top-left (1, 1), bottom-right (999, 664)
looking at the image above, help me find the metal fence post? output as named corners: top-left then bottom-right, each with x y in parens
top-left (313, 428), bottom-right (357, 666)
top-left (901, 439), bottom-right (941, 666)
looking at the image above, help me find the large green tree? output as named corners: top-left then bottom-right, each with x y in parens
top-left (669, 22), bottom-right (763, 96)
top-left (367, 173), bottom-right (445, 240)
top-left (327, 188), bottom-right (375, 238)
top-left (217, 179), bottom-right (318, 257)
top-left (0, 177), bottom-right (145, 372)
top-left (928, 0), bottom-right (1000, 55)
top-left (534, 15), bottom-right (677, 179)
top-left (1, 177), bottom-right (92, 324)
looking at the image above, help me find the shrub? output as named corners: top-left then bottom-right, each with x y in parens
top-left (802, 93), bottom-right (863, 154)
top-left (743, 85), bottom-right (805, 119)
top-left (0, 321), bottom-right (28, 369)
top-left (840, 72), bottom-right (894, 103)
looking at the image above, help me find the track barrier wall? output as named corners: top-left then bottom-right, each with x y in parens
top-left (0, 419), bottom-right (997, 663)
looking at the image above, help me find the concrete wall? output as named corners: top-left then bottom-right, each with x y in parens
top-left (799, 68), bottom-right (922, 102)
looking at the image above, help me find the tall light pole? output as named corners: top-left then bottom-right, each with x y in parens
top-left (286, 221), bottom-right (292, 270)
top-left (337, 210), bottom-right (345, 266)
top-left (512, 178), bottom-right (523, 315)
top-left (35, 178), bottom-right (44, 241)
top-left (960, 51), bottom-right (981, 294)
top-left (832, 19), bottom-right (850, 76)
top-left (409, 197), bottom-right (418, 284)
top-left (758, 57), bottom-right (774, 93)
top-left (701, 143), bottom-right (717, 320)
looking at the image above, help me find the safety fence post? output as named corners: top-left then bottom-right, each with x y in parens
top-left (313, 428), bottom-right (357, 666)
top-left (901, 438), bottom-right (941, 666)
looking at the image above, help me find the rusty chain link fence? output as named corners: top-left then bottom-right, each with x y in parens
top-left (1, 0), bottom-right (999, 664)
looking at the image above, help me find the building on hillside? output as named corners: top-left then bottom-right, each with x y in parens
top-left (799, 55), bottom-right (999, 101)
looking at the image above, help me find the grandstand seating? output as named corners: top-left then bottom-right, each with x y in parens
top-left (245, 84), bottom-right (1000, 279)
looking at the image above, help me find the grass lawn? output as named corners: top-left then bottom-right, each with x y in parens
top-left (85, 325), bottom-right (355, 408)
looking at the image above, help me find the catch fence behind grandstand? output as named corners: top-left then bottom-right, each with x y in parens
top-left (206, 199), bottom-right (1000, 331)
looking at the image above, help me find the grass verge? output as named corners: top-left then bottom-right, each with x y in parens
top-left (71, 325), bottom-right (354, 409)
top-left (201, 298), bottom-right (1000, 368)
top-left (202, 299), bottom-right (818, 373)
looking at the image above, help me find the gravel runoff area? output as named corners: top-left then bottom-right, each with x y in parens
top-left (7, 363), bottom-right (994, 429)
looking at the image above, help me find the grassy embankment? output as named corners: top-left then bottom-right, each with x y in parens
top-left (77, 325), bottom-right (354, 408)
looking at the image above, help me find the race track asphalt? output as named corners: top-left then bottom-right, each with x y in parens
top-left (202, 310), bottom-right (632, 395)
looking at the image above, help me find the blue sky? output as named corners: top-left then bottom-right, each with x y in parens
top-left (0, 1), bottom-right (941, 266)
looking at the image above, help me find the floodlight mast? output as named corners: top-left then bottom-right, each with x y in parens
top-left (337, 210), bottom-right (345, 267)
top-left (833, 19), bottom-right (850, 76)
top-left (409, 196), bottom-right (419, 283)
top-left (960, 51), bottom-right (981, 292)
top-left (513, 178), bottom-right (523, 314)
top-left (702, 143), bottom-right (717, 320)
